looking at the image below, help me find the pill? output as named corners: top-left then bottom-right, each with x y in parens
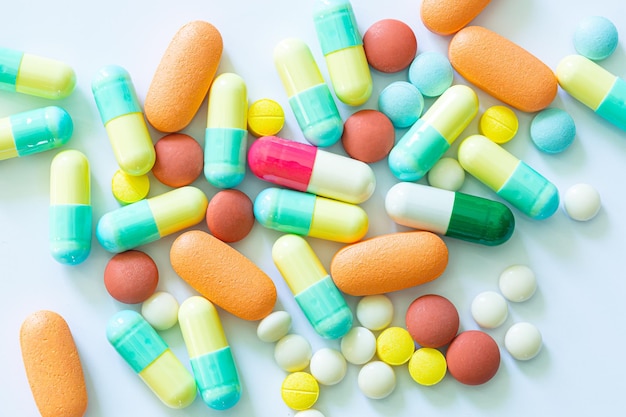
top-left (20, 310), bottom-right (87, 417)
top-left (248, 98), bottom-right (285, 137)
top-left (341, 109), bottom-right (395, 163)
top-left (376, 327), bottom-right (415, 366)
top-left (274, 38), bottom-right (343, 147)
top-left (449, 26), bottom-right (557, 112)
top-left (145, 21), bottom-right (223, 132)
top-left (499, 265), bottom-right (537, 302)
top-left (97, 186), bottom-right (208, 253)
top-left (281, 372), bottom-right (319, 411)
top-left (273, 234), bottom-right (353, 339)
top-left (254, 187), bottom-right (368, 243)
top-left (248, 135), bottom-right (376, 204)
top-left (91, 65), bottom-right (155, 176)
top-left (427, 157), bottom-right (465, 191)
top-left (386, 182), bottom-right (515, 246)
top-left (309, 348), bottom-right (347, 386)
top-left (458, 135), bottom-right (560, 220)
top-left (408, 51), bottom-right (454, 98)
top-left (106, 310), bottom-right (196, 408)
top-left (204, 73), bottom-right (248, 189)
top-left (295, 409), bottom-right (326, 417)
top-left (313, 0), bottom-right (372, 105)
top-left (111, 169), bottom-right (150, 205)
top-left (356, 294), bottom-right (393, 331)
top-left (479, 105), bottom-right (518, 144)
top-left (363, 19), bottom-right (417, 73)
top-left (504, 322), bottom-right (542, 361)
top-left (388, 84), bottom-right (478, 181)
top-left (206, 189), bottom-right (255, 243)
top-left (49, 150), bottom-right (91, 265)
top-left (405, 294), bottom-right (459, 348)
top-left (330, 231), bottom-right (448, 296)
top-left (152, 133), bottom-right (203, 188)
top-left (275, 334), bottom-right (313, 372)
top-left (530, 108), bottom-right (576, 154)
top-left (141, 291), bottom-right (180, 331)
top-left (408, 348), bottom-right (447, 386)
top-left (340, 326), bottom-right (376, 365)
top-left (446, 330), bottom-right (500, 385)
top-left (420, 0), bottom-right (491, 35)
top-left (257, 310), bottom-right (292, 343)
top-left (563, 183), bottom-right (601, 221)
top-left (0, 106), bottom-right (72, 161)
top-left (556, 55), bottom-right (626, 131)
top-left (0, 47), bottom-right (76, 99)
top-left (170, 230), bottom-right (277, 321)
top-left (357, 361), bottom-right (396, 399)
top-left (471, 291), bottom-right (508, 328)
top-left (574, 16), bottom-right (618, 61)
top-left (378, 81), bottom-right (424, 128)
top-left (178, 296), bottom-right (241, 410)
top-left (104, 250), bottom-right (159, 304)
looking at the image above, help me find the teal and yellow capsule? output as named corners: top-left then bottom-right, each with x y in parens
top-left (92, 65), bottom-right (156, 176)
top-left (458, 135), bottom-right (559, 220)
top-left (313, 0), bottom-right (372, 106)
top-left (0, 106), bottom-right (73, 160)
top-left (204, 73), bottom-right (248, 188)
top-left (385, 182), bottom-right (515, 246)
top-left (96, 186), bottom-right (208, 253)
top-left (49, 150), bottom-right (92, 264)
top-left (0, 47), bottom-right (76, 99)
top-left (106, 310), bottom-right (197, 409)
top-left (273, 234), bottom-right (353, 339)
top-left (179, 296), bottom-right (241, 410)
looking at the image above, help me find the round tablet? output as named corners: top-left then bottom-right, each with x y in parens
top-left (206, 189), bottom-right (255, 242)
top-left (427, 157), bottom-right (465, 191)
top-left (257, 310), bottom-right (292, 343)
top-left (341, 110), bottom-right (395, 163)
top-left (446, 330), bottom-right (500, 385)
top-left (405, 294), bottom-right (459, 348)
top-left (378, 81), bottom-right (424, 128)
top-left (408, 51), bottom-right (454, 97)
top-left (281, 372), bottom-right (319, 411)
top-left (274, 334), bottom-right (312, 372)
top-left (499, 265), bottom-right (537, 302)
top-left (574, 16), bottom-right (618, 61)
top-left (295, 410), bottom-right (326, 417)
top-left (479, 105), bottom-right (519, 144)
top-left (357, 361), bottom-right (396, 399)
top-left (340, 326), bottom-right (376, 365)
top-left (141, 291), bottom-right (179, 331)
top-left (248, 98), bottom-right (285, 137)
top-left (363, 19), bottom-right (417, 73)
top-left (563, 183), bottom-right (601, 221)
top-left (408, 347), bottom-right (447, 386)
top-left (504, 322), bottom-right (542, 360)
top-left (530, 108), bottom-right (576, 154)
top-left (104, 250), bottom-right (159, 304)
top-left (471, 291), bottom-right (508, 329)
top-left (376, 327), bottom-right (415, 366)
top-left (152, 133), bottom-right (203, 187)
top-left (111, 169), bottom-right (150, 205)
top-left (356, 294), bottom-right (394, 331)
top-left (309, 348), bottom-right (347, 386)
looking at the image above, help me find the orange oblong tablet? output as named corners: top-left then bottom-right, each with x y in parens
top-left (20, 310), bottom-right (88, 417)
top-left (421, 0), bottom-right (491, 35)
top-left (170, 230), bottom-right (277, 320)
top-left (330, 231), bottom-right (448, 296)
top-left (449, 26), bottom-right (557, 112)
top-left (145, 21), bottom-right (223, 132)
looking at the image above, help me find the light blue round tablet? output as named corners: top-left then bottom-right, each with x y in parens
top-left (378, 81), bottom-right (424, 129)
top-left (530, 108), bottom-right (576, 154)
top-left (573, 16), bottom-right (618, 61)
top-left (408, 52), bottom-right (454, 98)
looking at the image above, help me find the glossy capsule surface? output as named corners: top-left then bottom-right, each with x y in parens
top-left (273, 234), bottom-right (353, 339)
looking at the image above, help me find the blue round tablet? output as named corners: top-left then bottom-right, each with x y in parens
top-left (408, 51), bottom-right (454, 97)
top-left (573, 16), bottom-right (618, 61)
top-left (530, 108), bottom-right (576, 154)
top-left (378, 81), bottom-right (424, 129)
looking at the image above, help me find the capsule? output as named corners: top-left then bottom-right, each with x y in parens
top-left (49, 150), bottom-right (92, 264)
top-left (0, 47), bottom-right (76, 99)
top-left (313, 0), bottom-right (372, 106)
top-left (254, 187), bottom-right (368, 243)
top-left (274, 38), bottom-right (343, 147)
top-left (556, 54), bottom-right (626, 131)
top-left (273, 234), bottom-right (353, 339)
top-left (458, 135), bottom-right (559, 220)
top-left (106, 310), bottom-right (197, 409)
top-left (388, 85), bottom-right (478, 181)
top-left (248, 135), bottom-right (375, 204)
top-left (97, 186), bottom-right (208, 253)
top-left (92, 65), bottom-right (156, 176)
top-left (385, 182), bottom-right (514, 246)
top-left (205, 73), bottom-right (248, 188)
top-left (0, 106), bottom-right (73, 161)
top-left (178, 296), bottom-right (241, 410)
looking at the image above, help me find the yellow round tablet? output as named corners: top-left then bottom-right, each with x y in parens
top-left (248, 98), bottom-right (285, 137)
top-left (376, 326), bottom-right (415, 366)
top-left (111, 169), bottom-right (150, 205)
top-left (408, 347), bottom-right (447, 386)
top-left (479, 105), bottom-right (519, 144)
top-left (281, 372), bottom-right (319, 411)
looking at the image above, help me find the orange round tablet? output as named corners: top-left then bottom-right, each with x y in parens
top-left (421, 0), bottom-right (491, 35)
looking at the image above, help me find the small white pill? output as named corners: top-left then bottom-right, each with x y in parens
top-left (427, 157), bottom-right (465, 191)
top-left (499, 265), bottom-right (537, 302)
top-left (471, 291), bottom-right (508, 329)
top-left (356, 294), bottom-right (394, 331)
top-left (295, 409), bottom-right (326, 417)
top-left (563, 183), bottom-right (601, 221)
top-left (274, 334), bottom-right (312, 372)
top-left (257, 310), bottom-right (292, 343)
top-left (340, 326), bottom-right (376, 365)
top-left (504, 322), bottom-right (542, 360)
top-left (357, 361), bottom-right (396, 399)
top-left (141, 291), bottom-right (179, 331)
top-left (310, 348), bottom-right (347, 386)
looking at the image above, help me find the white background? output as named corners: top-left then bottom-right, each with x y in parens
top-left (1, 0), bottom-right (625, 416)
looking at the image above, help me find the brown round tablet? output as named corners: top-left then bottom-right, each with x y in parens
top-left (104, 250), bottom-right (159, 304)
top-left (405, 294), bottom-right (459, 348)
top-left (152, 133), bottom-right (204, 188)
top-left (446, 330), bottom-right (500, 385)
top-left (206, 189), bottom-right (255, 242)
top-left (363, 19), bottom-right (417, 73)
top-left (341, 110), bottom-right (395, 163)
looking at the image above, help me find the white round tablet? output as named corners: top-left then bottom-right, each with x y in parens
top-left (141, 291), bottom-right (179, 331)
top-left (427, 157), bottom-right (465, 191)
top-left (295, 409), bottom-right (326, 417)
top-left (499, 265), bottom-right (537, 302)
top-left (563, 183), bottom-right (601, 221)
top-left (257, 310), bottom-right (292, 343)
top-left (310, 348), bottom-right (347, 385)
top-left (274, 334), bottom-right (312, 372)
top-left (340, 326), bottom-right (376, 365)
top-left (471, 291), bottom-right (508, 329)
top-left (504, 322), bottom-right (542, 360)
top-left (357, 361), bottom-right (396, 399)
top-left (356, 294), bottom-right (394, 331)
